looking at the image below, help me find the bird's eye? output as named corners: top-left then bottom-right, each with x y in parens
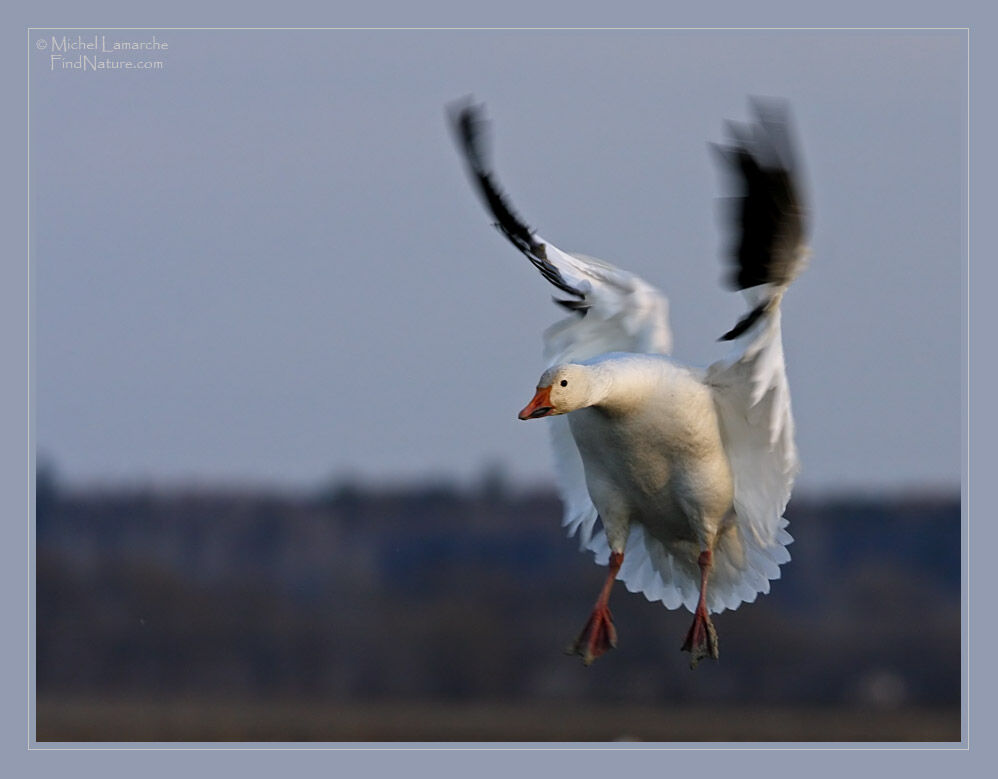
top-left (560, 380), bottom-right (568, 387)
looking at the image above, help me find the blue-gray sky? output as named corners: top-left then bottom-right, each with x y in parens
top-left (31, 29), bottom-right (965, 492)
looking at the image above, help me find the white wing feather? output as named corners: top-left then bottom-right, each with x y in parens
top-left (707, 293), bottom-right (799, 549)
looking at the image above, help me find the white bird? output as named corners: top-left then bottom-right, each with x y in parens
top-left (449, 98), bottom-right (808, 668)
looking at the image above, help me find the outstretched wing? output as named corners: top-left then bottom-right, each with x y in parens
top-left (449, 99), bottom-right (673, 361)
top-left (449, 98), bottom-right (673, 551)
top-left (707, 99), bottom-right (809, 551)
top-left (713, 98), bottom-right (809, 340)
top-left (449, 101), bottom-right (581, 303)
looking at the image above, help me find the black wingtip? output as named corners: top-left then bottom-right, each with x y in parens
top-left (447, 96), bottom-right (489, 171)
top-left (747, 95), bottom-right (798, 171)
top-left (447, 97), bottom-right (587, 305)
top-left (748, 95), bottom-right (793, 127)
top-left (554, 296), bottom-right (590, 314)
top-left (718, 301), bottom-right (768, 341)
top-left (713, 99), bottom-right (807, 294)
top-left (708, 141), bottom-right (733, 167)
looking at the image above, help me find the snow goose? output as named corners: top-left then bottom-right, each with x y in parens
top-left (449, 99), bottom-right (808, 668)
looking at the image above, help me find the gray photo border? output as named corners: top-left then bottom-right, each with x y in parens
top-left (5, 5), bottom-right (987, 776)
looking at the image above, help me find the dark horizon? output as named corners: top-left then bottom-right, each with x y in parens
top-left (34, 455), bottom-right (962, 504)
top-left (35, 470), bottom-right (961, 740)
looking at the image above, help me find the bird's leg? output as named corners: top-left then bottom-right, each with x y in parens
top-left (681, 549), bottom-right (720, 669)
top-left (567, 551), bottom-right (623, 666)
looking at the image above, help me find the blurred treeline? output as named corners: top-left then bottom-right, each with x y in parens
top-left (35, 464), bottom-right (960, 714)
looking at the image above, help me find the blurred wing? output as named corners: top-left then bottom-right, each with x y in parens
top-left (449, 98), bottom-right (673, 548)
top-left (713, 98), bottom-right (808, 340)
top-left (707, 99), bottom-right (809, 547)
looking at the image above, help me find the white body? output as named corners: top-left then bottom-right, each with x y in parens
top-left (568, 355), bottom-right (733, 555)
top-left (539, 247), bottom-right (798, 615)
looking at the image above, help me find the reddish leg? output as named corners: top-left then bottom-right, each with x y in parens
top-left (681, 549), bottom-right (720, 669)
top-left (567, 551), bottom-right (624, 666)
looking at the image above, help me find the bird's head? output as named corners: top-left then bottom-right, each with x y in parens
top-left (517, 364), bottom-right (593, 420)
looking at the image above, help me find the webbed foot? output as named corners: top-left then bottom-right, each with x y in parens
top-left (681, 604), bottom-right (719, 669)
top-left (567, 604), bottom-right (618, 666)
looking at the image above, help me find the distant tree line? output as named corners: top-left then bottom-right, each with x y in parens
top-left (36, 467), bottom-right (960, 707)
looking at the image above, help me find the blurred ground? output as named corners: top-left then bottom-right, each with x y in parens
top-left (36, 698), bottom-right (960, 743)
top-left (34, 472), bottom-right (961, 743)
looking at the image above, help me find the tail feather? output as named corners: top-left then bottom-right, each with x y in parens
top-left (579, 517), bottom-right (792, 615)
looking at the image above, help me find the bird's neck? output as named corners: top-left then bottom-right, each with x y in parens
top-left (581, 361), bottom-right (650, 416)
